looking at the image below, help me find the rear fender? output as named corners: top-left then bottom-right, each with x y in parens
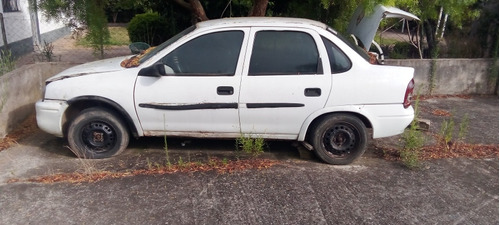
top-left (298, 105), bottom-right (372, 141)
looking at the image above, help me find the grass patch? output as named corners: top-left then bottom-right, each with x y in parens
top-left (77, 26), bottom-right (130, 47)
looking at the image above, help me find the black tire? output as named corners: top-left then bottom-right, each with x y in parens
top-left (311, 114), bottom-right (368, 165)
top-left (67, 107), bottom-right (129, 159)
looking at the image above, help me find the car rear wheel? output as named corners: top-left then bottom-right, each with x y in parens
top-left (311, 114), bottom-right (367, 165)
top-left (67, 107), bottom-right (129, 159)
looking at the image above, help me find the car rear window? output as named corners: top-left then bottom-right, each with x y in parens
top-left (249, 31), bottom-right (320, 75)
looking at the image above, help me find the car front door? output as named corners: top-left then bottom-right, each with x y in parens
top-left (238, 28), bottom-right (332, 139)
top-left (134, 28), bottom-right (249, 137)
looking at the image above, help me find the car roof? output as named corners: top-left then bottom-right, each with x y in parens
top-left (196, 17), bottom-right (329, 30)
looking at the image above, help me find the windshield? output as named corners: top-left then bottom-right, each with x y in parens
top-left (138, 25), bottom-right (196, 64)
top-left (120, 26), bottom-right (196, 68)
top-left (327, 27), bottom-right (371, 62)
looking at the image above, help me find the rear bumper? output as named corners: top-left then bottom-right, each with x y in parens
top-left (35, 100), bottom-right (68, 137)
top-left (366, 104), bottom-right (414, 138)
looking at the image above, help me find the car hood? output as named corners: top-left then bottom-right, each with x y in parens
top-left (46, 56), bottom-right (131, 82)
top-left (347, 4), bottom-right (419, 51)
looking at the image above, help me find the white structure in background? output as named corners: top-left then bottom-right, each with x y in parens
top-left (0, 0), bottom-right (69, 57)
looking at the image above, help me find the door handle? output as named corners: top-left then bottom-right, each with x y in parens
top-left (304, 88), bottom-right (321, 97)
top-left (217, 86), bottom-right (234, 95)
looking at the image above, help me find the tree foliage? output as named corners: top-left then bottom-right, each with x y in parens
top-left (128, 12), bottom-right (171, 45)
top-left (34, 0), bottom-right (492, 59)
top-left (35, 0), bottom-right (111, 58)
top-left (395, 0), bottom-right (480, 57)
top-left (86, 0), bottom-right (110, 58)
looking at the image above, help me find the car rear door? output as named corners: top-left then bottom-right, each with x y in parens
top-left (238, 27), bottom-right (332, 139)
top-left (134, 28), bottom-right (249, 137)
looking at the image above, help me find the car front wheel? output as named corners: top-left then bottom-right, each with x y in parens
top-left (67, 107), bottom-right (129, 159)
top-left (311, 114), bottom-right (368, 165)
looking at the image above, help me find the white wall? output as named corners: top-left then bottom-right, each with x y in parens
top-left (0, 0), bottom-right (67, 47)
top-left (0, 0), bottom-right (31, 46)
top-left (37, 10), bottom-right (66, 34)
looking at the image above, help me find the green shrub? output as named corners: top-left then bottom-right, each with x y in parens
top-left (389, 42), bottom-right (412, 59)
top-left (127, 13), bottom-right (171, 46)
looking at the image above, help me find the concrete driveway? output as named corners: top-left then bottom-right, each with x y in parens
top-left (0, 96), bottom-right (498, 224)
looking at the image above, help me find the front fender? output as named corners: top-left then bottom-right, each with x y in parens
top-left (67, 96), bottom-right (141, 138)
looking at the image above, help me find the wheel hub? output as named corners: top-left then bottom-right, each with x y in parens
top-left (82, 122), bottom-right (116, 152)
top-left (323, 124), bottom-right (356, 155)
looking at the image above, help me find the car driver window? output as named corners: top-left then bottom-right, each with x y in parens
top-left (159, 31), bottom-right (244, 76)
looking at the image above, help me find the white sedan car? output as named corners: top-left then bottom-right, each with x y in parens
top-left (36, 17), bottom-right (415, 165)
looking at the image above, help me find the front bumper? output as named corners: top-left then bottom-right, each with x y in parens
top-left (35, 100), bottom-right (68, 137)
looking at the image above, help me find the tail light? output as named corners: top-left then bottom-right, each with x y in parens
top-left (403, 79), bottom-right (414, 108)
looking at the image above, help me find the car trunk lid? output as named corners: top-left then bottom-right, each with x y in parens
top-left (347, 4), bottom-right (420, 51)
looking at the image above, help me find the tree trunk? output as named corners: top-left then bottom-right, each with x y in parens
top-left (171, 0), bottom-right (208, 22)
top-left (248, 0), bottom-right (268, 16)
top-left (112, 12), bottom-right (118, 23)
top-left (189, 0), bottom-right (208, 21)
top-left (423, 20), bottom-right (438, 58)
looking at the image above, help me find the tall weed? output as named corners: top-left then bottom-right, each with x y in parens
top-left (400, 95), bottom-right (424, 169)
top-left (0, 50), bottom-right (15, 76)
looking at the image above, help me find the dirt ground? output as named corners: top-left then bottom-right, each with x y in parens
top-left (15, 32), bottom-right (130, 67)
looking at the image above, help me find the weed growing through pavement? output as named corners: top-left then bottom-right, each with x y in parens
top-left (401, 125), bottom-right (424, 169)
top-left (440, 116), bottom-right (455, 150)
top-left (146, 158), bottom-right (153, 170)
top-left (236, 134), bottom-right (266, 157)
top-left (177, 156), bottom-right (186, 169)
top-left (458, 114), bottom-right (469, 142)
top-left (439, 113), bottom-right (470, 151)
top-left (208, 157), bottom-right (217, 167)
top-left (163, 114), bottom-right (171, 167)
top-left (66, 146), bottom-right (98, 174)
top-left (400, 94), bottom-right (424, 169)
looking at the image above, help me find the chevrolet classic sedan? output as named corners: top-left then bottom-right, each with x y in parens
top-left (36, 17), bottom-right (415, 165)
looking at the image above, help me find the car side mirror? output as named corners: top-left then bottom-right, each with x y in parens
top-left (138, 63), bottom-right (166, 77)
